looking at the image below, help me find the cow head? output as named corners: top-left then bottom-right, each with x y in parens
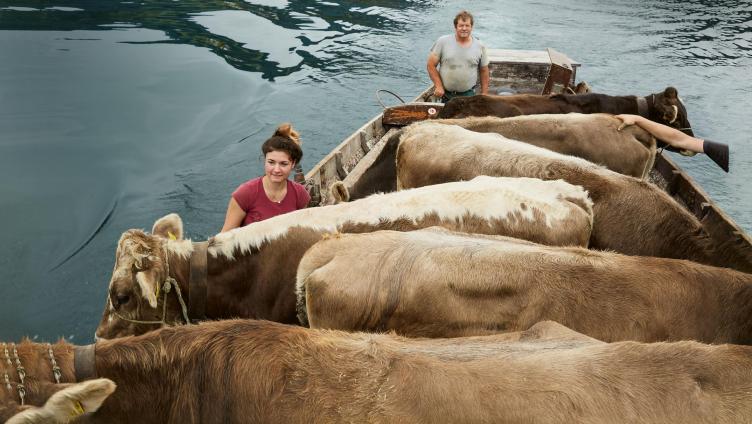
top-left (95, 213), bottom-right (189, 340)
top-left (649, 87), bottom-right (693, 136)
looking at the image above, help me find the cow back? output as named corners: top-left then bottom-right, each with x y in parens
top-left (435, 114), bottom-right (656, 178)
top-left (396, 122), bottom-right (750, 271)
top-left (298, 228), bottom-right (752, 342)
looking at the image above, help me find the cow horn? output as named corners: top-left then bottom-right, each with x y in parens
top-left (331, 181), bottom-right (350, 203)
top-left (669, 105), bottom-right (678, 124)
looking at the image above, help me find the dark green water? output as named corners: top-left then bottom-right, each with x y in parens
top-left (1, 0), bottom-right (750, 342)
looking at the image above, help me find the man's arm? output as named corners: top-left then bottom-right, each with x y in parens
top-left (479, 65), bottom-right (489, 95)
top-left (427, 53), bottom-right (444, 99)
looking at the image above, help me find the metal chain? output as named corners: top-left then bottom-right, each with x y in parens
top-left (5, 343), bottom-right (26, 405)
top-left (1, 343), bottom-right (64, 406)
top-left (2, 343), bottom-right (12, 393)
top-left (47, 343), bottom-right (62, 384)
top-left (11, 344), bottom-right (25, 384)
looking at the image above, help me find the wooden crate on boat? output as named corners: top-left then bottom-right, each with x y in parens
top-left (487, 48), bottom-right (580, 94)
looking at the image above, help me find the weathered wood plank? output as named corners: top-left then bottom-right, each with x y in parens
top-left (382, 103), bottom-right (443, 126)
top-left (654, 152), bottom-right (752, 269)
top-left (341, 128), bottom-right (400, 188)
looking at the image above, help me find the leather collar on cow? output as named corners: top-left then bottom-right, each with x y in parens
top-left (74, 344), bottom-right (97, 382)
top-left (188, 241), bottom-right (209, 322)
top-left (637, 96), bottom-right (649, 118)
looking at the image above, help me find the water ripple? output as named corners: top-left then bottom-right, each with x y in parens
top-left (0, 0), bottom-right (437, 80)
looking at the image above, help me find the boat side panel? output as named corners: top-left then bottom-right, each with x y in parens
top-left (650, 152), bottom-right (752, 271)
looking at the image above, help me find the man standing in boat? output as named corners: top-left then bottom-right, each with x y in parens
top-left (427, 10), bottom-right (490, 103)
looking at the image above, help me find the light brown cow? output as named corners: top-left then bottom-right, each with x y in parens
top-left (396, 121), bottom-right (752, 272)
top-left (96, 176), bottom-right (593, 339)
top-left (297, 228), bottom-right (752, 343)
top-left (334, 113), bottom-right (656, 202)
top-left (8, 320), bottom-right (752, 423)
top-left (434, 114), bottom-right (656, 178)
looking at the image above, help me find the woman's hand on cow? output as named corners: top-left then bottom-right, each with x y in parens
top-left (614, 114), bottom-right (709, 160)
top-left (615, 114), bottom-right (642, 131)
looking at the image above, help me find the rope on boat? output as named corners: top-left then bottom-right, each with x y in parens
top-left (376, 89), bottom-right (406, 109)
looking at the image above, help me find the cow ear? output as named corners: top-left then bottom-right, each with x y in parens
top-left (152, 213), bottom-right (183, 240)
top-left (663, 86), bottom-right (678, 99)
top-left (330, 181), bottom-right (350, 203)
top-left (136, 271), bottom-right (159, 308)
top-left (5, 379), bottom-right (116, 424)
top-left (71, 379), bottom-right (117, 417)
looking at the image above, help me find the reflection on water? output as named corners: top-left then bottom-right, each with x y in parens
top-left (0, 0), bottom-right (433, 79)
top-left (0, 0), bottom-right (750, 342)
top-left (618, 1), bottom-right (752, 65)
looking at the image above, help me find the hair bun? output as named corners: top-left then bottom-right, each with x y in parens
top-left (274, 123), bottom-right (301, 145)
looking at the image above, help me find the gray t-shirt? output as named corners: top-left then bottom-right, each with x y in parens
top-left (430, 35), bottom-right (490, 92)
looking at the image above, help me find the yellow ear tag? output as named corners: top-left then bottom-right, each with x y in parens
top-left (71, 400), bottom-right (85, 416)
top-left (154, 282), bottom-right (160, 300)
top-left (167, 231), bottom-right (177, 241)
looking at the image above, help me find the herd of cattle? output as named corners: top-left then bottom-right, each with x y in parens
top-left (4, 88), bottom-right (752, 423)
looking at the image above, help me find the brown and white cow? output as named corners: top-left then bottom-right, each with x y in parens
top-left (8, 320), bottom-right (752, 423)
top-left (297, 228), bottom-right (752, 342)
top-left (95, 176), bottom-right (593, 339)
top-left (334, 113), bottom-right (656, 202)
top-left (395, 122), bottom-right (752, 272)
top-left (438, 86), bottom-right (694, 138)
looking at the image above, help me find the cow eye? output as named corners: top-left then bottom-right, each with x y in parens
top-left (115, 293), bottom-right (130, 308)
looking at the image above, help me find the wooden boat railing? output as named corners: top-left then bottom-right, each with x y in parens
top-left (650, 153), bottom-right (752, 266)
top-left (304, 87), bottom-right (432, 206)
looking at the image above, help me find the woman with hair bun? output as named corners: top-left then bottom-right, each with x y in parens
top-left (220, 123), bottom-right (311, 232)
